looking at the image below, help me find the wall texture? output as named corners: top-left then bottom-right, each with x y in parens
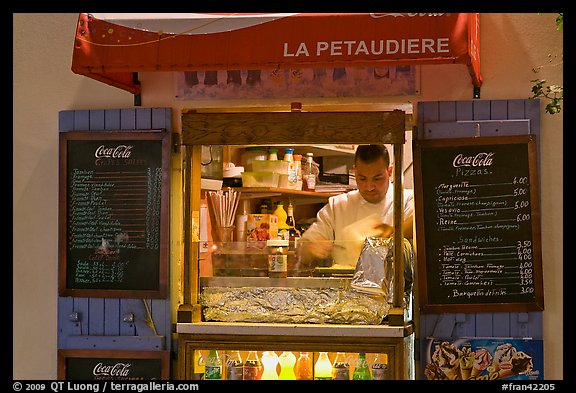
top-left (13, 13), bottom-right (562, 379)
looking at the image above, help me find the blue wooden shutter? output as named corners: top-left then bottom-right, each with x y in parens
top-left (415, 99), bottom-right (543, 378)
top-left (57, 108), bottom-right (172, 354)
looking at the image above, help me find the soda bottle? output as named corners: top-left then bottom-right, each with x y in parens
top-left (204, 349), bottom-right (222, 380)
top-left (243, 350), bottom-right (263, 380)
top-left (278, 351), bottom-right (297, 380)
top-left (260, 351), bottom-right (280, 380)
top-left (332, 352), bottom-right (350, 380)
top-left (295, 352), bottom-right (313, 380)
top-left (314, 352), bottom-right (332, 380)
top-left (352, 352), bottom-right (371, 380)
top-left (225, 350), bottom-right (244, 380)
top-left (371, 353), bottom-right (389, 380)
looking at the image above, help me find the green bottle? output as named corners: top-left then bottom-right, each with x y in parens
top-left (204, 349), bottom-right (222, 380)
top-left (352, 352), bottom-right (371, 380)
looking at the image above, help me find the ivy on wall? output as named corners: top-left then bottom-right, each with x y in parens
top-left (529, 13), bottom-right (563, 115)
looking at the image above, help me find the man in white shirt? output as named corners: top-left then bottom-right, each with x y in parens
top-left (299, 144), bottom-right (414, 267)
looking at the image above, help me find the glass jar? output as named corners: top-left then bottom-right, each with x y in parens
top-left (267, 239), bottom-right (289, 278)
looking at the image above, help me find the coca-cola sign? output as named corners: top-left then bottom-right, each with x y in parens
top-left (93, 362), bottom-right (132, 378)
top-left (94, 144), bottom-right (133, 158)
top-left (452, 152), bottom-right (494, 167)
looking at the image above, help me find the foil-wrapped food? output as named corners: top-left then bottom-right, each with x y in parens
top-left (200, 286), bottom-right (390, 325)
top-left (200, 237), bottom-right (413, 325)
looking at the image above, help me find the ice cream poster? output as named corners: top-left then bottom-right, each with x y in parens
top-left (423, 338), bottom-right (542, 380)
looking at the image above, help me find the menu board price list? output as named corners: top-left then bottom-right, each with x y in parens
top-left (416, 137), bottom-right (543, 310)
top-left (63, 137), bottom-right (165, 293)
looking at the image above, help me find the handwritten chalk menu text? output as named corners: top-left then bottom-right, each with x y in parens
top-left (413, 135), bottom-right (543, 312)
top-left (59, 131), bottom-right (170, 298)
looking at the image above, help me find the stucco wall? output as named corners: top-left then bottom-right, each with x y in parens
top-left (13, 13), bottom-right (562, 379)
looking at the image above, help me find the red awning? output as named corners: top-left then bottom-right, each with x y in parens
top-left (72, 13), bottom-right (482, 95)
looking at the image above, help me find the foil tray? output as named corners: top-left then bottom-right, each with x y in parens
top-left (199, 276), bottom-right (390, 325)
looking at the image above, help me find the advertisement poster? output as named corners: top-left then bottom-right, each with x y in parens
top-left (175, 66), bottom-right (419, 100)
top-left (423, 338), bottom-right (543, 380)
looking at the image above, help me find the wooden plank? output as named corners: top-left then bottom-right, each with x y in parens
top-left (492, 313), bottom-right (511, 337)
top-left (438, 101), bottom-right (456, 122)
top-left (454, 313), bottom-right (475, 337)
top-left (73, 110), bottom-right (90, 131)
top-left (472, 100), bottom-right (491, 120)
top-left (58, 111), bottom-right (75, 132)
top-left (104, 298), bottom-right (121, 336)
top-left (57, 297), bottom-right (75, 347)
top-left (119, 299), bottom-right (137, 336)
top-left (455, 101), bottom-right (474, 121)
top-left (72, 297), bottom-right (89, 335)
top-left (104, 109), bottom-right (121, 130)
top-left (152, 108), bottom-right (171, 131)
top-left (120, 108), bottom-right (137, 130)
top-left (89, 110), bottom-right (106, 130)
top-left (181, 111), bottom-right (406, 145)
top-left (490, 100), bottom-right (509, 120)
top-left (136, 107), bottom-right (152, 129)
top-left (508, 99), bottom-right (526, 119)
top-left (88, 298), bottom-right (105, 335)
top-left (64, 336), bottom-right (166, 350)
top-left (474, 313), bottom-right (493, 337)
top-left (417, 101), bottom-right (439, 139)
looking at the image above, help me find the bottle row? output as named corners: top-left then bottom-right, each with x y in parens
top-left (240, 146), bottom-right (320, 191)
top-left (196, 349), bottom-right (390, 380)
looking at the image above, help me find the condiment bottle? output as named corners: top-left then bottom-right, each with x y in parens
top-left (332, 352), bottom-right (350, 380)
top-left (302, 152), bottom-right (319, 191)
top-left (267, 239), bottom-right (289, 278)
top-left (273, 201), bottom-right (290, 240)
top-left (295, 352), bottom-right (313, 380)
top-left (293, 153), bottom-right (303, 190)
top-left (314, 352), bottom-right (333, 380)
top-left (283, 148), bottom-right (298, 189)
top-left (352, 352), bottom-right (371, 380)
top-left (268, 147), bottom-right (278, 161)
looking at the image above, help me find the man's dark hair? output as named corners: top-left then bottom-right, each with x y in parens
top-left (355, 144), bottom-right (390, 166)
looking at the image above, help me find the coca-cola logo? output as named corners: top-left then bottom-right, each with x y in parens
top-left (93, 362), bottom-right (132, 377)
top-left (95, 144), bottom-right (133, 158)
top-left (452, 152), bottom-right (494, 168)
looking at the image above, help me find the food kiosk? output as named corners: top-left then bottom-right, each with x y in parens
top-left (175, 109), bottom-right (415, 379)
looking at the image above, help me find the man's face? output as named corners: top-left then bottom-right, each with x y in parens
top-left (354, 156), bottom-right (393, 204)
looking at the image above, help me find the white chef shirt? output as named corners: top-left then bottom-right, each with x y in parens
top-left (301, 183), bottom-right (414, 266)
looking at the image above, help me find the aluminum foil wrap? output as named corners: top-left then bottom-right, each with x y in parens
top-left (201, 286), bottom-right (390, 325)
top-left (351, 237), bottom-right (395, 301)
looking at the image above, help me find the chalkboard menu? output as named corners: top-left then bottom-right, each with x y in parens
top-left (58, 349), bottom-right (170, 380)
top-left (413, 135), bottom-right (543, 313)
top-left (59, 131), bottom-right (170, 298)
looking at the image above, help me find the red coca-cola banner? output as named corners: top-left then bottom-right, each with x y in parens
top-left (72, 13), bottom-right (482, 94)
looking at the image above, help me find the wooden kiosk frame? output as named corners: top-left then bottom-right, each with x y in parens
top-left (176, 109), bottom-right (413, 379)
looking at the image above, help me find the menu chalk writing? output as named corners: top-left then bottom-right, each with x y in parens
top-left (59, 131), bottom-right (170, 298)
top-left (414, 135), bottom-right (543, 313)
